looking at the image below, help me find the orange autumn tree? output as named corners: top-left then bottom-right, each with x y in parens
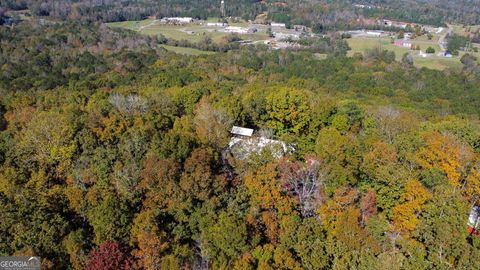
top-left (244, 163), bottom-right (297, 244)
top-left (416, 131), bottom-right (473, 187)
top-left (130, 210), bottom-right (169, 270)
top-left (392, 180), bottom-right (431, 233)
top-left (244, 163), bottom-right (297, 216)
top-left (318, 187), bottom-right (380, 268)
top-left (319, 186), bottom-right (360, 231)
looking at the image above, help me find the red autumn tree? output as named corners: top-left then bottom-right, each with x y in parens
top-left (360, 189), bottom-right (377, 225)
top-left (85, 240), bottom-right (133, 270)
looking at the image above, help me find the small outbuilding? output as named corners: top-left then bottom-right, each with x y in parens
top-left (468, 206), bottom-right (480, 236)
top-left (231, 126), bottom-right (254, 137)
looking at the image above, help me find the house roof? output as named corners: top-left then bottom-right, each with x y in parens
top-left (231, 126), bottom-right (254, 137)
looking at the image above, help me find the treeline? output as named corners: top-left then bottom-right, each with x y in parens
top-left (266, 0), bottom-right (480, 30)
top-left (1, 21), bottom-right (480, 269)
top-left (360, 0), bottom-right (480, 26)
top-left (3, 0), bottom-right (480, 28)
top-left (157, 32), bottom-right (351, 55)
top-left (158, 33), bottom-right (242, 53)
top-left (0, 0), bottom-right (265, 22)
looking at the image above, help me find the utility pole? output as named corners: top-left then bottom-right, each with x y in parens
top-left (221, 0), bottom-right (226, 18)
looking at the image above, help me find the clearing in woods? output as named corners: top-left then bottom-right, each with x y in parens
top-left (108, 19), bottom-right (480, 69)
top-left (346, 25), bottom-right (480, 71)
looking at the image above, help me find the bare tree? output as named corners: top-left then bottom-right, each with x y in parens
top-left (279, 156), bottom-right (326, 217)
top-left (258, 127), bottom-right (274, 139)
top-left (192, 238), bottom-right (209, 270)
top-left (109, 93), bottom-right (148, 115)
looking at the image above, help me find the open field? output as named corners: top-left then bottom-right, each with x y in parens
top-left (347, 36), bottom-right (464, 70)
top-left (160, 44), bottom-right (217, 55)
top-left (451, 24), bottom-right (480, 37)
top-left (347, 37), bottom-right (406, 60)
top-left (107, 19), bottom-right (269, 43)
top-left (107, 19), bottom-right (155, 31)
top-left (107, 19), bottom-right (480, 70)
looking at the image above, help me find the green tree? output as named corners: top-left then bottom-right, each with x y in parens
top-left (265, 87), bottom-right (311, 136)
top-left (87, 193), bottom-right (133, 245)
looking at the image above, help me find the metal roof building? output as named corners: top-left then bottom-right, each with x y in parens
top-left (231, 126), bottom-right (254, 137)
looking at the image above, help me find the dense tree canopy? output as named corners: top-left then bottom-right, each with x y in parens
top-left (0, 18), bottom-right (480, 269)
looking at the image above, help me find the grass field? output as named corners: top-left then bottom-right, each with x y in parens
top-left (107, 19), bottom-right (480, 69)
top-left (108, 19), bottom-right (269, 43)
top-left (347, 37), bottom-right (405, 59)
top-left (452, 24), bottom-right (480, 37)
top-left (347, 37), bottom-right (464, 70)
top-left (107, 19), bottom-right (155, 31)
top-left (160, 45), bottom-right (217, 55)
top-left (413, 57), bottom-right (463, 70)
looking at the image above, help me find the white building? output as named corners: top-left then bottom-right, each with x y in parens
top-left (161, 17), bottom-right (194, 24)
top-left (366, 31), bottom-right (383, 37)
top-left (225, 26), bottom-right (249, 34)
top-left (271, 22), bottom-right (286, 28)
top-left (380, 19), bottom-right (409, 29)
top-left (231, 126), bottom-right (254, 137)
top-left (228, 126), bottom-right (292, 159)
top-left (207, 22), bottom-right (228, 27)
top-left (274, 32), bottom-right (300, 40)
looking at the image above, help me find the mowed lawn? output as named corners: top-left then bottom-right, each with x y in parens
top-left (107, 19), bottom-right (155, 31)
top-left (347, 37), bottom-right (464, 70)
top-left (108, 19), bottom-right (268, 43)
top-left (452, 24), bottom-right (480, 37)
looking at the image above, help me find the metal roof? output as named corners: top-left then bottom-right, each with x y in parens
top-left (231, 126), bottom-right (254, 137)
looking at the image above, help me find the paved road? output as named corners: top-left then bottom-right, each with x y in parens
top-left (438, 24), bottom-right (452, 51)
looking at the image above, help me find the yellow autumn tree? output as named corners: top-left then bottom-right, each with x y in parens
top-left (416, 131), bottom-right (473, 187)
top-left (392, 180), bottom-right (431, 233)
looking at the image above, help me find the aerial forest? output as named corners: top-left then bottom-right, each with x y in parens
top-left (1, 13), bottom-right (480, 270)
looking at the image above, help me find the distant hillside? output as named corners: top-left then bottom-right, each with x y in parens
top-left (1, 0), bottom-right (479, 26)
